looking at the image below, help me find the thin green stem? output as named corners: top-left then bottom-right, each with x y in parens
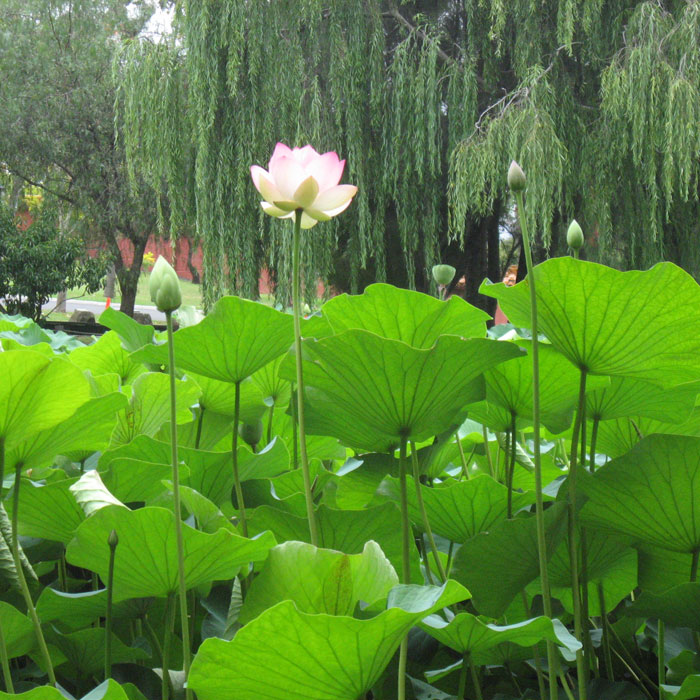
top-left (598, 582), bottom-right (615, 681)
top-left (194, 406), bottom-right (205, 450)
top-left (231, 381), bottom-right (247, 537)
top-left (397, 437), bottom-right (410, 700)
top-left (482, 424), bottom-right (495, 478)
top-left (165, 311), bottom-right (192, 700)
top-left (161, 594), bottom-right (175, 700)
top-left (456, 432), bottom-right (470, 480)
top-left (410, 442), bottom-right (446, 582)
top-left (691, 549), bottom-right (699, 582)
top-left (568, 369), bottom-right (588, 699)
top-left (590, 417), bottom-right (600, 472)
top-left (292, 210), bottom-right (319, 546)
top-left (657, 620), bottom-right (665, 698)
top-left (521, 590), bottom-right (547, 698)
top-left (608, 623), bottom-right (658, 697)
top-left (0, 442), bottom-right (13, 694)
top-left (515, 189), bottom-right (558, 700)
top-left (457, 655), bottom-right (468, 699)
top-left (266, 404), bottom-right (274, 446)
top-left (507, 413), bottom-right (517, 518)
top-left (143, 616), bottom-right (164, 667)
top-left (469, 654), bottom-right (484, 700)
top-left (105, 530), bottom-right (118, 681)
top-left (445, 541), bottom-right (455, 578)
top-left (12, 464), bottom-right (56, 685)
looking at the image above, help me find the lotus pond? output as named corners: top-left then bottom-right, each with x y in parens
top-left (1, 253), bottom-right (700, 700)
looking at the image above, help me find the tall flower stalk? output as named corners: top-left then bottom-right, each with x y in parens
top-left (508, 161), bottom-right (559, 700)
top-left (251, 142), bottom-right (357, 547)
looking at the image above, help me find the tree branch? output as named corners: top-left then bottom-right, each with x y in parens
top-left (6, 167), bottom-right (77, 205)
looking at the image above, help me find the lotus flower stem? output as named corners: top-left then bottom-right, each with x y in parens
top-left (457, 654), bottom-right (468, 698)
top-left (231, 381), bottom-right (248, 538)
top-left (590, 417), bottom-right (600, 472)
top-left (568, 369), bottom-right (588, 699)
top-left (657, 620), bottom-right (665, 695)
top-left (410, 441), bottom-right (446, 582)
top-left (194, 406), bottom-right (205, 450)
top-left (11, 463), bottom-right (55, 685)
top-left (597, 583), bottom-right (615, 681)
top-left (266, 404), bottom-right (274, 446)
top-left (161, 593), bottom-right (176, 700)
top-left (513, 183), bottom-right (560, 700)
top-left (506, 413), bottom-right (517, 518)
top-left (0, 443), bottom-right (13, 694)
top-left (292, 209), bottom-right (319, 546)
top-left (397, 436), bottom-right (411, 700)
top-left (105, 529), bottom-right (118, 681)
top-left (482, 425), bottom-right (495, 478)
top-left (469, 654), bottom-right (484, 700)
top-left (455, 433), bottom-right (471, 480)
top-left (165, 310), bottom-right (192, 700)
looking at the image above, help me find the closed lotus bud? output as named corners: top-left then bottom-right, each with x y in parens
top-left (108, 529), bottom-right (118, 549)
top-left (150, 256), bottom-right (182, 312)
top-left (239, 419), bottom-right (263, 448)
top-left (508, 160), bottom-right (526, 192)
top-left (432, 264), bottom-right (456, 287)
top-left (567, 219), bottom-right (584, 251)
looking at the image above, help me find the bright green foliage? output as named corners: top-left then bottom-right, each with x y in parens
top-left (625, 584), bottom-right (700, 631)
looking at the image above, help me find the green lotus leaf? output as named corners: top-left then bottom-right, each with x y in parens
top-left (65, 505), bottom-right (276, 601)
top-left (102, 458), bottom-right (185, 504)
top-left (184, 373), bottom-right (266, 423)
top-left (637, 545), bottom-right (695, 593)
top-left (380, 474), bottom-right (534, 543)
top-left (110, 372), bottom-right (201, 447)
top-left (240, 540), bottom-right (398, 624)
top-left (481, 258), bottom-right (700, 386)
top-left (451, 502), bottom-right (567, 617)
top-left (0, 601), bottom-right (35, 658)
top-left (662, 675), bottom-right (700, 700)
top-left (99, 307), bottom-right (154, 353)
top-left (70, 331), bottom-right (145, 384)
top-left (624, 583), bottom-right (700, 631)
top-left (0, 352), bottom-right (91, 448)
top-left (580, 435), bottom-right (700, 552)
top-left (251, 356), bottom-right (291, 408)
top-left (70, 470), bottom-right (126, 516)
top-left (293, 331), bottom-right (522, 451)
top-left (319, 283), bottom-right (489, 346)
top-left (188, 581), bottom-right (468, 700)
top-left (18, 477), bottom-right (84, 543)
top-left (420, 612), bottom-right (580, 656)
top-left (131, 296), bottom-right (294, 383)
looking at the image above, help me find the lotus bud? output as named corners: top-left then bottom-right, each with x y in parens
top-left (239, 419), bottom-right (263, 448)
top-left (508, 160), bottom-right (526, 192)
top-left (150, 256), bottom-right (182, 313)
top-left (567, 219), bottom-right (584, 251)
top-left (432, 264), bottom-right (456, 286)
top-left (108, 529), bottom-right (118, 549)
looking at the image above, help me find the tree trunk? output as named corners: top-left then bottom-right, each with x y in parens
top-left (104, 264), bottom-right (117, 298)
top-left (115, 235), bottom-right (149, 317)
top-left (186, 238), bottom-right (201, 284)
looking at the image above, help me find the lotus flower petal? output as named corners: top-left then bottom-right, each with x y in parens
top-left (293, 176), bottom-right (320, 209)
top-left (313, 184), bottom-right (358, 212)
top-left (270, 156), bottom-right (309, 200)
top-left (304, 208), bottom-right (332, 222)
top-left (261, 201), bottom-right (294, 219)
top-left (268, 142), bottom-right (293, 170)
top-left (293, 145), bottom-right (321, 167)
top-left (300, 211), bottom-right (318, 229)
top-left (253, 168), bottom-right (284, 205)
top-left (320, 199), bottom-right (353, 218)
top-left (273, 200), bottom-right (299, 212)
top-left (308, 153), bottom-right (345, 190)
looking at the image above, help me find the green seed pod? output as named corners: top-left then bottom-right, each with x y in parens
top-left (432, 264), bottom-right (457, 286)
top-left (152, 260), bottom-right (182, 313)
top-left (239, 419), bottom-right (264, 448)
top-left (508, 160), bottom-right (526, 192)
top-left (567, 219), bottom-right (584, 251)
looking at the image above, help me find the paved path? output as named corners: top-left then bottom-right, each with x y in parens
top-left (43, 298), bottom-right (167, 322)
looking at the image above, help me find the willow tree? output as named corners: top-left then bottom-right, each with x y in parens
top-left (115, 0), bottom-right (700, 311)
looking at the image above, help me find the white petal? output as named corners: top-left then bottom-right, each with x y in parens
top-left (269, 156), bottom-right (309, 200)
top-left (313, 184), bottom-right (358, 212)
top-left (308, 153), bottom-right (345, 190)
top-left (256, 170), bottom-right (284, 204)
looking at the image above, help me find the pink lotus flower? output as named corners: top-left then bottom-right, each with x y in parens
top-left (250, 143), bottom-right (357, 228)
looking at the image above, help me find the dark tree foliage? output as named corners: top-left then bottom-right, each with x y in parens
top-left (0, 207), bottom-right (108, 321)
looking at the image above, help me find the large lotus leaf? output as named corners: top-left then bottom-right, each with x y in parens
top-left (580, 435), bottom-right (700, 552)
top-left (484, 340), bottom-right (609, 434)
top-left (594, 407), bottom-right (700, 459)
top-left (251, 356), bottom-right (291, 407)
top-left (663, 675), bottom-right (700, 700)
top-left (247, 502), bottom-right (422, 583)
top-left (169, 408), bottom-right (234, 451)
top-left (131, 296), bottom-right (294, 383)
top-left (102, 458), bottom-right (184, 503)
top-left (380, 474), bottom-right (534, 543)
top-left (18, 478), bottom-right (84, 543)
top-left (185, 373), bottom-right (266, 423)
top-left (0, 352), bottom-right (91, 448)
top-left (0, 601), bottom-right (35, 658)
top-left (330, 454), bottom-right (399, 510)
top-left (451, 502), bottom-right (567, 617)
top-left (110, 373), bottom-right (201, 447)
top-left (99, 307), bottom-right (154, 353)
top-left (5, 393), bottom-right (127, 472)
top-left (37, 588), bottom-right (143, 631)
top-left (0, 683), bottom-right (131, 700)
top-left (542, 530), bottom-right (637, 615)
top-left (188, 581), bottom-right (469, 700)
top-left (319, 283), bottom-right (489, 347)
top-left (481, 258), bottom-right (700, 386)
top-left (70, 470), bottom-right (126, 516)
top-left (70, 331), bottom-right (145, 384)
top-left (49, 628), bottom-right (148, 676)
top-left (637, 545), bottom-right (695, 593)
top-left (292, 331), bottom-right (521, 451)
top-left (586, 377), bottom-right (699, 423)
top-left (624, 584), bottom-right (700, 631)
top-left (420, 612), bottom-right (580, 656)
top-left (240, 540), bottom-right (398, 624)
top-left (65, 505), bottom-right (276, 601)
top-left (176, 485), bottom-right (235, 534)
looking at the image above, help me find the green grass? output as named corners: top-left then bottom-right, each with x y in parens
top-left (67, 273), bottom-right (203, 308)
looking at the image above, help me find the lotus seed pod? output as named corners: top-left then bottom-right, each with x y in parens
top-left (108, 529), bottom-right (118, 548)
top-left (149, 255), bottom-right (170, 304)
top-left (507, 160), bottom-right (526, 192)
top-left (432, 264), bottom-right (457, 286)
top-left (239, 419), bottom-right (264, 448)
top-left (567, 219), bottom-right (584, 250)
top-left (154, 264), bottom-right (182, 313)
